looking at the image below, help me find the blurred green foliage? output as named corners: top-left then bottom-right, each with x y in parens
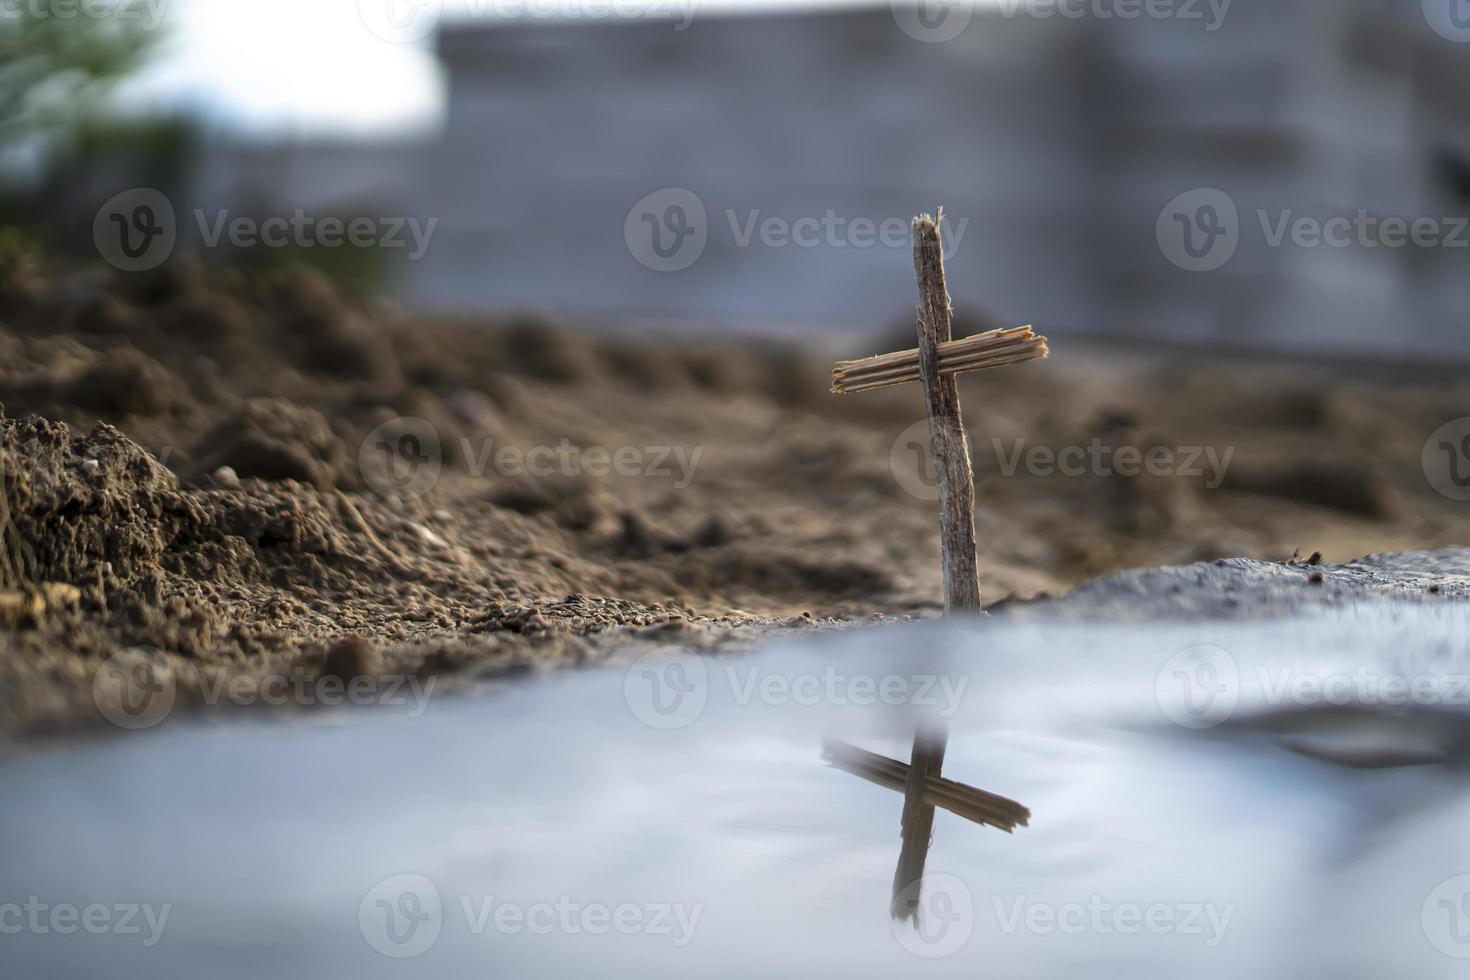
top-left (0, 3), bottom-right (163, 163)
top-left (0, 6), bottom-right (388, 294)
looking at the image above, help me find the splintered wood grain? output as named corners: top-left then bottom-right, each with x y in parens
top-left (913, 211), bottom-right (982, 615)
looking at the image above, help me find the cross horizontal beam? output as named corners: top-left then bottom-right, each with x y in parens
top-left (830, 326), bottom-right (1049, 395)
top-left (822, 738), bottom-right (1031, 833)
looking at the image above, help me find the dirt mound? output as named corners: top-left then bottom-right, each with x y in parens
top-left (189, 398), bottom-right (351, 490)
top-left (1, 415), bottom-right (183, 587)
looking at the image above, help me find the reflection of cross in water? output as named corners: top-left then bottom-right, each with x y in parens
top-left (826, 211), bottom-right (1038, 919)
top-left (823, 731), bottom-right (1030, 920)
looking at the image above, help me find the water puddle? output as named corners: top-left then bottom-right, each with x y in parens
top-left (4, 603), bottom-right (1470, 977)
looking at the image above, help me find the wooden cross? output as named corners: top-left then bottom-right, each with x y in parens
top-left (831, 209), bottom-right (1049, 613)
top-left (826, 210), bottom-right (1042, 919)
top-left (823, 734), bottom-right (1030, 920)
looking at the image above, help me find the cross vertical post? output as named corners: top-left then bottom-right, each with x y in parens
top-left (912, 210), bottom-right (982, 614)
top-left (892, 728), bottom-right (947, 919)
top-left (831, 211), bottom-right (1046, 610)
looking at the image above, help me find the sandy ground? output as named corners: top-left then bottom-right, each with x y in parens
top-left (1, 246), bottom-right (1469, 739)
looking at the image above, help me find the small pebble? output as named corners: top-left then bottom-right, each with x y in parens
top-left (81, 458), bottom-right (99, 475)
top-left (212, 465), bottom-right (241, 490)
top-left (407, 521), bottom-right (448, 547)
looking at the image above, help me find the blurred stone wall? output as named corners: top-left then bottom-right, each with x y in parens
top-left (188, 0), bottom-right (1470, 358)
